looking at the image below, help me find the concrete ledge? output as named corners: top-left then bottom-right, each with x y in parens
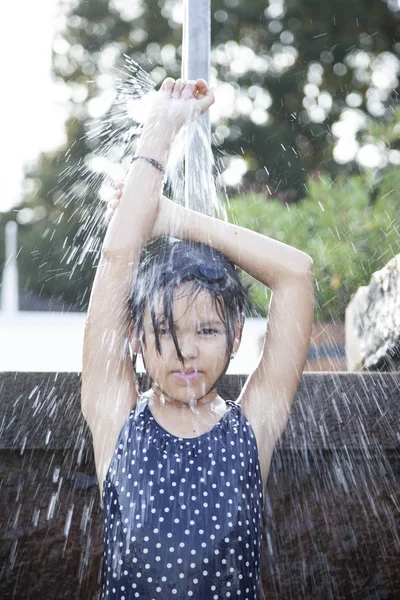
top-left (0, 372), bottom-right (399, 599)
top-left (1, 371), bottom-right (399, 451)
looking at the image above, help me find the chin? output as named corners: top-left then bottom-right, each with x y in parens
top-left (166, 380), bottom-right (210, 401)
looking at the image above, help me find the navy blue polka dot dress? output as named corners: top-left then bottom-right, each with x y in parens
top-left (101, 393), bottom-right (264, 600)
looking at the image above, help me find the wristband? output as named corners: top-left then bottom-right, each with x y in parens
top-left (130, 155), bottom-right (165, 175)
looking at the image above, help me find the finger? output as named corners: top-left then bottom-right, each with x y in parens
top-left (109, 198), bottom-right (119, 209)
top-left (181, 79), bottom-right (197, 99)
top-left (172, 78), bottom-right (187, 98)
top-left (105, 208), bottom-right (114, 224)
top-left (195, 78), bottom-right (209, 96)
top-left (196, 87), bottom-right (216, 114)
top-left (160, 77), bottom-right (175, 95)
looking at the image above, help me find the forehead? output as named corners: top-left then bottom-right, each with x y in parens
top-left (144, 284), bottom-right (224, 326)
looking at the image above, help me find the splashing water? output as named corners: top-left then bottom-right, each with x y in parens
top-left (55, 57), bottom-right (230, 279)
top-left (2, 49), bottom-right (400, 600)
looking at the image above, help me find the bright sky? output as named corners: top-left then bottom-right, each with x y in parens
top-left (0, 0), bottom-right (66, 212)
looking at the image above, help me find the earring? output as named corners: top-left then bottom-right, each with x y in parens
top-left (231, 352), bottom-right (236, 359)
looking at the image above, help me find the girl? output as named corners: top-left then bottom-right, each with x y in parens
top-left (81, 78), bottom-right (314, 600)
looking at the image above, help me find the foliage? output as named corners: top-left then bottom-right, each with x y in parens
top-left (0, 118), bottom-right (103, 310)
top-left (1, 0), bottom-right (400, 313)
top-left (47, 0), bottom-right (400, 195)
top-left (227, 167), bottom-right (400, 320)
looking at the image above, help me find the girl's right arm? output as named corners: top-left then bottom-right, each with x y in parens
top-left (81, 78), bottom-right (215, 497)
top-left (81, 92), bottom-right (174, 492)
top-left (81, 99), bottom-right (173, 426)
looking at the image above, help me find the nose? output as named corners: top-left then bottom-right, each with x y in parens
top-left (177, 334), bottom-right (198, 359)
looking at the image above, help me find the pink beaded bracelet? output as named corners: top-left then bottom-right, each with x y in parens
top-left (130, 155), bottom-right (165, 175)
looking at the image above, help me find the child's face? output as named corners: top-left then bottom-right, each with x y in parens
top-left (138, 284), bottom-right (241, 405)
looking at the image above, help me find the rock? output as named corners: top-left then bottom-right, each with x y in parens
top-left (345, 254), bottom-right (400, 371)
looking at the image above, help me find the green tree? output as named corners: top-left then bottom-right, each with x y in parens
top-left (227, 164), bottom-right (400, 320)
top-left (1, 0), bottom-right (399, 311)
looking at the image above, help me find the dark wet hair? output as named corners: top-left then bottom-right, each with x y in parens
top-left (128, 239), bottom-right (248, 366)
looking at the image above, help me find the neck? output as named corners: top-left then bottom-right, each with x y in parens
top-left (150, 383), bottom-right (220, 411)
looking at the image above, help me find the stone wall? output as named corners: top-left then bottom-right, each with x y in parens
top-left (0, 372), bottom-right (399, 600)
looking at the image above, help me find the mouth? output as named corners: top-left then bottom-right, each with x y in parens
top-left (172, 370), bottom-right (202, 383)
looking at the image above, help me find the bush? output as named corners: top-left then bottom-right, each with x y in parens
top-left (227, 167), bottom-right (400, 321)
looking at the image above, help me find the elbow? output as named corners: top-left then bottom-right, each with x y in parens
top-left (306, 256), bottom-right (314, 273)
top-left (305, 259), bottom-right (314, 283)
top-left (297, 254), bottom-right (314, 277)
top-left (294, 257), bottom-right (314, 288)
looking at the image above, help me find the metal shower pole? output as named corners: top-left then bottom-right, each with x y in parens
top-left (1, 222), bottom-right (19, 313)
top-left (182, 0), bottom-right (212, 213)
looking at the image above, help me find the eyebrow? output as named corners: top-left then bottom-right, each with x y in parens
top-left (155, 318), bottom-right (224, 328)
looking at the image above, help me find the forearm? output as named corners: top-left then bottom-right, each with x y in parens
top-left (86, 124), bottom-right (174, 342)
top-left (101, 123), bottom-right (174, 260)
top-left (157, 195), bottom-right (313, 289)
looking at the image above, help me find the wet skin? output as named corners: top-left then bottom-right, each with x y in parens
top-left (129, 283), bottom-right (242, 435)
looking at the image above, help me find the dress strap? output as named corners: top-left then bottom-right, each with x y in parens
top-left (133, 395), bottom-right (149, 420)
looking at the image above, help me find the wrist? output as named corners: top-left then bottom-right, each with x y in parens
top-left (136, 127), bottom-right (174, 164)
top-left (152, 196), bottom-right (181, 239)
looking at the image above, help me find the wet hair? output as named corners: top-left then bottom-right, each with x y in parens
top-left (128, 239), bottom-right (248, 366)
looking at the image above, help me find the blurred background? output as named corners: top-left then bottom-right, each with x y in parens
top-left (1, 0), bottom-right (400, 373)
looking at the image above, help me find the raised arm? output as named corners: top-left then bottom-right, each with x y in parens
top-left (153, 194), bottom-right (312, 286)
top-left (82, 86), bottom-right (173, 424)
top-left (81, 78), bottom-right (215, 500)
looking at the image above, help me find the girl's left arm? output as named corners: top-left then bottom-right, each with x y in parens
top-left (153, 194), bottom-right (314, 480)
top-left (154, 194), bottom-right (312, 286)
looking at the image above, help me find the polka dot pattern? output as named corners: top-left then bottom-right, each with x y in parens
top-left (101, 397), bottom-right (263, 599)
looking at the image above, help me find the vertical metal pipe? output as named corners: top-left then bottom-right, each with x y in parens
top-left (182, 0), bottom-right (212, 213)
top-left (1, 221), bottom-right (19, 313)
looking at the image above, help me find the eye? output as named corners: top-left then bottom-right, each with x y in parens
top-left (201, 328), bottom-right (219, 335)
top-left (159, 327), bottom-right (170, 335)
